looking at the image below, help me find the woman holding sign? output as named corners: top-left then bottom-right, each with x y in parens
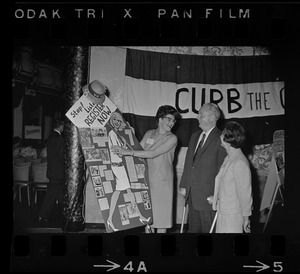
top-left (208, 121), bottom-right (252, 233)
top-left (112, 105), bottom-right (180, 233)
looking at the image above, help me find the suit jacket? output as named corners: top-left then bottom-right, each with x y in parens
top-left (180, 127), bottom-right (227, 210)
top-left (212, 148), bottom-right (252, 216)
top-left (46, 130), bottom-right (65, 179)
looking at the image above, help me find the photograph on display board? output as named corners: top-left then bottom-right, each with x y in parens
top-left (89, 165), bottom-right (100, 176)
top-left (135, 164), bottom-right (146, 179)
top-left (95, 186), bottom-right (105, 198)
top-left (91, 127), bottom-right (107, 137)
top-left (12, 43), bottom-right (290, 238)
top-left (91, 127), bottom-right (107, 146)
top-left (78, 128), bottom-right (94, 148)
top-left (99, 148), bottom-right (110, 164)
top-left (91, 176), bottom-right (102, 187)
top-left (118, 204), bottom-right (130, 225)
top-left (83, 148), bottom-right (102, 162)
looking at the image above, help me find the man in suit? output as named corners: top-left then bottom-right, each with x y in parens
top-left (179, 103), bottom-right (227, 233)
top-left (38, 118), bottom-right (65, 223)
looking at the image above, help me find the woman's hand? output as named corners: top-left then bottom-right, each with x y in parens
top-left (111, 145), bottom-right (132, 156)
top-left (243, 217), bottom-right (251, 233)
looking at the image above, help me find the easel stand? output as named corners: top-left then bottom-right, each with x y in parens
top-left (263, 181), bottom-right (284, 232)
top-left (261, 153), bottom-right (285, 232)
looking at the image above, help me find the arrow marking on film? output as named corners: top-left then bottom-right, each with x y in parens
top-left (243, 260), bottom-right (270, 272)
top-left (94, 260), bottom-right (121, 272)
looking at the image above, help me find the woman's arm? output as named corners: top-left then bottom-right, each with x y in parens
top-left (112, 135), bottom-right (177, 159)
top-left (233, 160), bottom-right (252, 216)
top-left (233, 160), bottom-right (253, 233)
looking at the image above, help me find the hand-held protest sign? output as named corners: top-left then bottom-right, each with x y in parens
top-left (66, 82), bottom-right (153, 233)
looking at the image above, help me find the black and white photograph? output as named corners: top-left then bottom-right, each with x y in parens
top-left (135, 163), bottom-right (145, 179)
top-left (89, 165), bottom-right (100, 177)
top-left (94, 186), bottom-right (105, 198)
top-left (11, 1), bottom-right (300, 272)
top-left (78, 128), bottom-right (94, 148)
top-left (141, 190), bottom-right (150, 201)
top-left (91, 176), bottom-right (102, 187)
top-left (91, 127), bottom-right (107, 138)
top-left (99, 148), bottom-right (110, 164)
top-left (118, 204), bottom-right (130, 225)
top-left (83, 148), bottom-right (102, 162)
top-left (143, 199), bottom-right (152, 210)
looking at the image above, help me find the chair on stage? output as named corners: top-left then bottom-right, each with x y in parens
top-left (13, 162), bottom-right (32, 206)
top-left (32, 162), bottom-right (49, 204)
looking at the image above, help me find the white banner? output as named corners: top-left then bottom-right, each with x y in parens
top-left (124, 78), bottom-right (285, 119)
top-left (66, 94), bottom-right (117, 128)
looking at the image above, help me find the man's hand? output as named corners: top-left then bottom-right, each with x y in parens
top-left (179, 188), bottom-right (186, 196)
top-left (207, 195), bottom-right (214, 205)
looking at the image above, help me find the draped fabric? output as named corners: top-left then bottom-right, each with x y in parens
top-left (63, 46), bottom-right (89, 232)
top-left (123, 48), bottom-right (285, 147)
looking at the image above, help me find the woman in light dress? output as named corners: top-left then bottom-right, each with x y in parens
top-left (209, 121), bottom-right (252, 233)
top-left (112, 105), bottom-right (180, 233)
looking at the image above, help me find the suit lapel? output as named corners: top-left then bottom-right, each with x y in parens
top-left (193, 127), bottom-right (219, 161)
top-left (191, 130), bottom-right (202, 157)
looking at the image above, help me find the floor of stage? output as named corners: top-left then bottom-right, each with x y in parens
top-left (12, 193), bottom-right (287, 235)
top-left (12, 194), bottom-right (182, 234)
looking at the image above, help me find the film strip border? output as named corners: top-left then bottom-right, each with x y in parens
top-left (12, 233), bottom-right (298, 271)
top-left (11, 2), bottom-right (300, 272)
top-left (12, 3), bottom-right (300, 44)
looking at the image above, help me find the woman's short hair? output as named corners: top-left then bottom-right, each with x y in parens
top-left (155, 105), bottom-right (180, 121)
top-left (222, 121), bottom-right (246, 148)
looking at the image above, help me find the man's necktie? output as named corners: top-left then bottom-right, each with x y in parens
top-left (193, 133), bottom-right (206, 161)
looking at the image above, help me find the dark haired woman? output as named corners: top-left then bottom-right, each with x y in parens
top-left (112, 105), bottom-right (180, 233)
top-left (210, 121), bottom-right (252, 233)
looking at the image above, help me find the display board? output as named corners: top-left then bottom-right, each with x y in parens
top-left (272, 130), bottom-right (285, 186)
top-left (66, 93), bottom-right (153, 233)
top-left (260, 130), bottom-right (284, 211)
